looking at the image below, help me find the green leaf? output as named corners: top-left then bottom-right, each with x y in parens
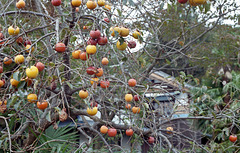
top-left (180, 71), bottom-right (186, 77)
top-left (62, 143), bottom-right (71, 152)
top-left (167, 3), bottom-right (171, 13)
top-left (187, 74), bottom-right (193, 78)
top-left (54, 107), bottom-right (61, 112)
top-left (3, 138), bottom-right (8, 149)
top-left (223, 127), bottom-right (229, 137)
top-left (198, 5), bottom-right (204, 12)
top-left (66, 81), bottom-right (73, 89)
top-left (51, 146), bottom-right (56, 153)
top-left (60, 28), bottom-right (68, 41)
top-left (211, 112), bottom-right (216, 118)
top-left (57, 144), bottom-right (62, 153)
top-left (49, 62), bottom-right (55, 67)
top-left (214, 129), bottom-right (222, 132)
top-left (174, 4), bottom-right (177, 12)
top-left (203, 56), bottom-right (209, 60)
top-left (14, 100), bottom-right (22, 111)
top-left (13, 71), bottom-right (21, 81)
top-left (117, 9), bottom-right (122, 16)
top-left (105, 27), bottom-right (110, 37)
top-left (0, 140), bottom-right (4, 147)
top-left (121, 57), bottom-right (127, 61)
top-left (217, 133), bottom-right (222, 141)
top-left (119, 37), bottom-right (125, 45)
top-left (194, 78), bottom-right (199, 85)
top-left (128, 0), bottom-right (135, 6)
top-left (138, 35), bottom-right (143, 44)
top-left (17, 81), bottom-right (26, 89)
top-left (7, 96), bottom-right (18, 108)
top-left (85, 22), bottom-right (93, 26)
top-left (46, 111), bottom-right (51, 122)
top-left (8, 116), bottom-right (16, 130)
top-left (165, 59), bottom-right (171, 65)
top-left (204, 3), bottom-right (211, 14)
top-left (70, 36), bottom-right (77, 43)
top-left (138, 56), bottom-right (143, 62)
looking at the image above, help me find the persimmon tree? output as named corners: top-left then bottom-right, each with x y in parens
top-left (0, 0), bottom-right (239, 152)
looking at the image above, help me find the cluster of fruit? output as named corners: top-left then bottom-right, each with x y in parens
top-left (125, 94), bottom-right (141, 114)
top-left (109, 26), bottom-right (140, 51)
top-left (51, 0), bottom-right (111, 11)
top-left (0, 40), bottom-right (42, 81)
top-left (77, 29), bottom-right (140, 115)
top-left (1, 0), bottom-right (142, 115)
top-left (66, 14), bottom-right (142, 115)
top-left (0, 94), bottom-right (48, 114)
top-left (100, 125), bottom-right (134, 137)
top-left (99, 125), bottom-right (156, 144)
top-left (1, 31), bottom-right (34, 65)
top-left (73, 27), bottom-right (108, 115)
top-left (78, 78), bottom-right (139, 116)
top-left (0, 22), bottom-right (48, 110)
top-left (27, 94), bottom-right (48, 110)
top-left (22, 64), bottom-right (47, 110)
